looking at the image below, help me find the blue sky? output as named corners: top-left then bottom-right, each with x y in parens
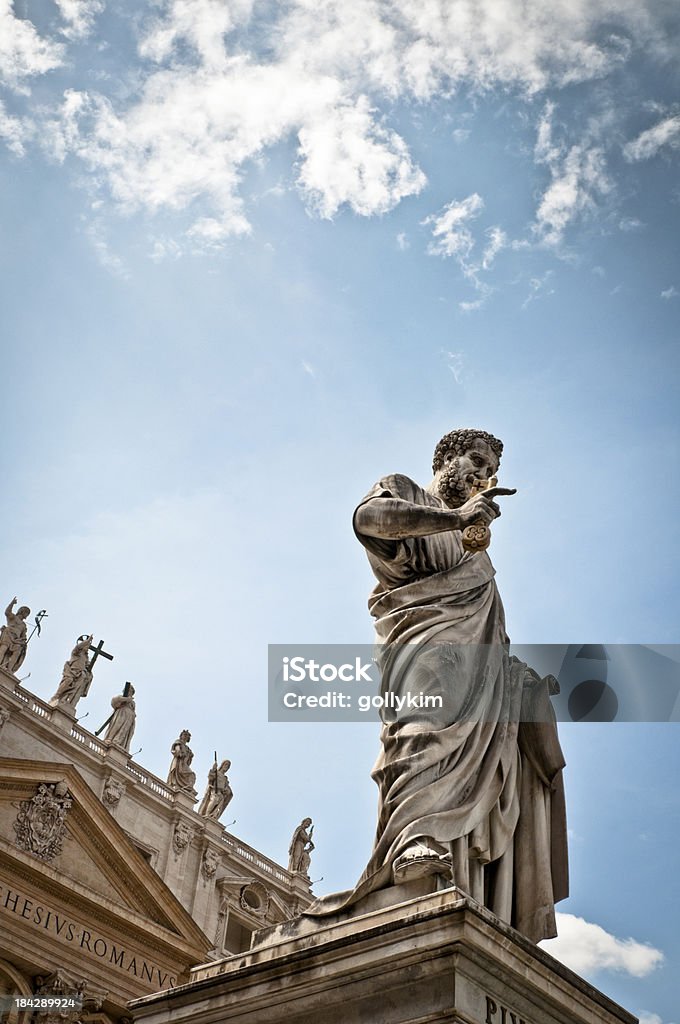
top-left (1, 0), bottom-right (679, 1020)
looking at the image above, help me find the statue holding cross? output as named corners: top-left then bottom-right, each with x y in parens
top-left (49, 635), bottom-right (114, 712)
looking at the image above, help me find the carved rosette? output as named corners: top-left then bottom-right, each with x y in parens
top-left (240, 881), bottom-right (270, 917)
top-left (14, 782), bottom-right (72, 862)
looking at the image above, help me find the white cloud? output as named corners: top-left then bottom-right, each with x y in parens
top-left (639, 1013), bottom-right (677, 1024)
top-left (139, 0), bottom-right (254, 68)
top-left (533, 102), bottom-right (610, 245)
top-left (396, 231), bottom-right (409, 251)
top-left (542, 913), bottom-right (664, 978)
top-left (624, 115), bottom-right (680, 162)
top-left (424, 196), bottom-right (510, 303)
top-left (619, 216), bottom-right (644, 231)
top-left (444, 350), bottom-right (465, 379)
top-left (660, 286), bottom-right (678, 300)
top-left (296, 96), bottom-right (426, 218)
top-left (55, 0), bottom-right (104, 41)
top-left (481, 226), bottom-right (508, 270)
top-left (149, 235), bottom-right (183, 262)
top-left (0, 0), bottom-right (64, 90)
top-left (459, 299), bottom-right (485, 313)
top-left (85, 220), bottom-right (129, 278)
top-left (3, 0), bottom-right (679, 245)
top-left (0, 98), bottom-right (32, 155)
top-left (521, 270), bottom-right (555, 309)
top-left (424, 193), bottom-right (484, 259)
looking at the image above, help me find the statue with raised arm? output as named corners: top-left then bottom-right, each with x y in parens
top-left (0, 598), bottom-right (31, 674)
top-left (167, 730), bottom-right (197, 792)
top-left (198, 759), bottom-right (233, 821)
top-left (101, 683), bottom-right (136, 751)
top-left (306, 428), bottom-right (568, 944)
top-left (50, 635), bottom-right (93, 710)
top-left (288, 818), bottom-right (314, 875)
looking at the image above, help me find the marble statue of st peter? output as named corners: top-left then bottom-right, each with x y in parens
top-left (309, 428), bottom-right (568, 943)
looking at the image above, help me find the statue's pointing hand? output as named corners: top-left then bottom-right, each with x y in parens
top-left (456, 486), bottom-right (517, 530)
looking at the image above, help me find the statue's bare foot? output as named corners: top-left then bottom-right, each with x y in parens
top-left (392, 841), bottom-right (452, 884)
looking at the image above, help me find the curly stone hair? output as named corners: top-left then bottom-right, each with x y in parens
top-left (432, 428), bottom-right (504, 474)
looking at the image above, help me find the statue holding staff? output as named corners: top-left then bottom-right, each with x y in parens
top-left (288, 818), bottom-right (314, 875)
top-left (198, 757), bottom-right (233, 821)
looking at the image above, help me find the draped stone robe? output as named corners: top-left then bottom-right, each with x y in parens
top-left (308, 474), bottom-right (568, 943)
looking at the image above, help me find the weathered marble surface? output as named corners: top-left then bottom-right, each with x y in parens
top-left (308, 428), bottom-right (567, 944)
top-left (129, 887), bottom-right (638, 1024)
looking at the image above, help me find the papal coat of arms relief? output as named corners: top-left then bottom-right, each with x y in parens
top-left (13, 782), bottom-right (72, 862)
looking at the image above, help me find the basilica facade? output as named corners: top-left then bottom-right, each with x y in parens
top-left (0, 664), bottom-right (311, 1024)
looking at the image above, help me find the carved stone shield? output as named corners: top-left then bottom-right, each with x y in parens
top-left (14, 782), bottom-right (72, 862)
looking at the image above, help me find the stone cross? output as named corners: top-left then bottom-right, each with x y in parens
top-left (88, 638), bottom-right (114, 671)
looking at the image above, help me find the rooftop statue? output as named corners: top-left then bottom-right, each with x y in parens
top-left (50, 635), bottom-right (94, 710)
top-left (308, 428), bottom-right (568, 943)
top-left (198, 759), bottom-right (233, 821)
top-left (288, 818), bottom-right (314, 876)
top-left (98, 683), bottom-right (136, 752)
top-left (167, 730), bottom-right (197, 793)
top-left (0, 598), bottom-right (31, 674)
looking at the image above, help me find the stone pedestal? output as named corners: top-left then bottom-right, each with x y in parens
top-left (129, 886), bottom-right (637, 1024)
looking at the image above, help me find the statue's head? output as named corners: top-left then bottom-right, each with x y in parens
top-left (180, 729), bottom-right (191, 742)
top-left (302, 816), bottom-right (312, 827)
top-left (220, 759), bottom-right (231, 771)
top-left (431, 428), bottom-right (503, 508)
top-left (17, 606), bottom-right (30, 619)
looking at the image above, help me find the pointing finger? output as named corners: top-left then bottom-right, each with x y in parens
top-left (483, 486), bottom-right (517, 499)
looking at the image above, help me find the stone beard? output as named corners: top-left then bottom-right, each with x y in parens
top-left (306, 431), bottom-right (568, 944)
top-left (436, 456), bottom-right (469, 506)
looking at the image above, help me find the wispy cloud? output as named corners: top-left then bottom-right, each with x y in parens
top-left (443, 351), bottom-right (465, 379)
top-left (542, 913), bottom-right (664, 978)
top-left (424, 194), bottom-right (513, 306)
top-left (660, 286), bottom-right (678, 300)
top-left (532, 102), bottom-right (610, 246)
top-left (55, 0), bottom-right (105, 41)
top-left (619, 216), bottom-right (645, 232)
top-left (624, 114), bottom-right (680, 162)
top-left (0, 97), bottom-right (32, 155)
top-left (459, 299), bottom-right (485, 313)
top-left (424, 193), bottom-right (484, 259)
top-left (521, 270), bottom-right (555, 309)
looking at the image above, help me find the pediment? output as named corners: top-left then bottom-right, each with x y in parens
top-left (0, 758), bottom-right (210, 958)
